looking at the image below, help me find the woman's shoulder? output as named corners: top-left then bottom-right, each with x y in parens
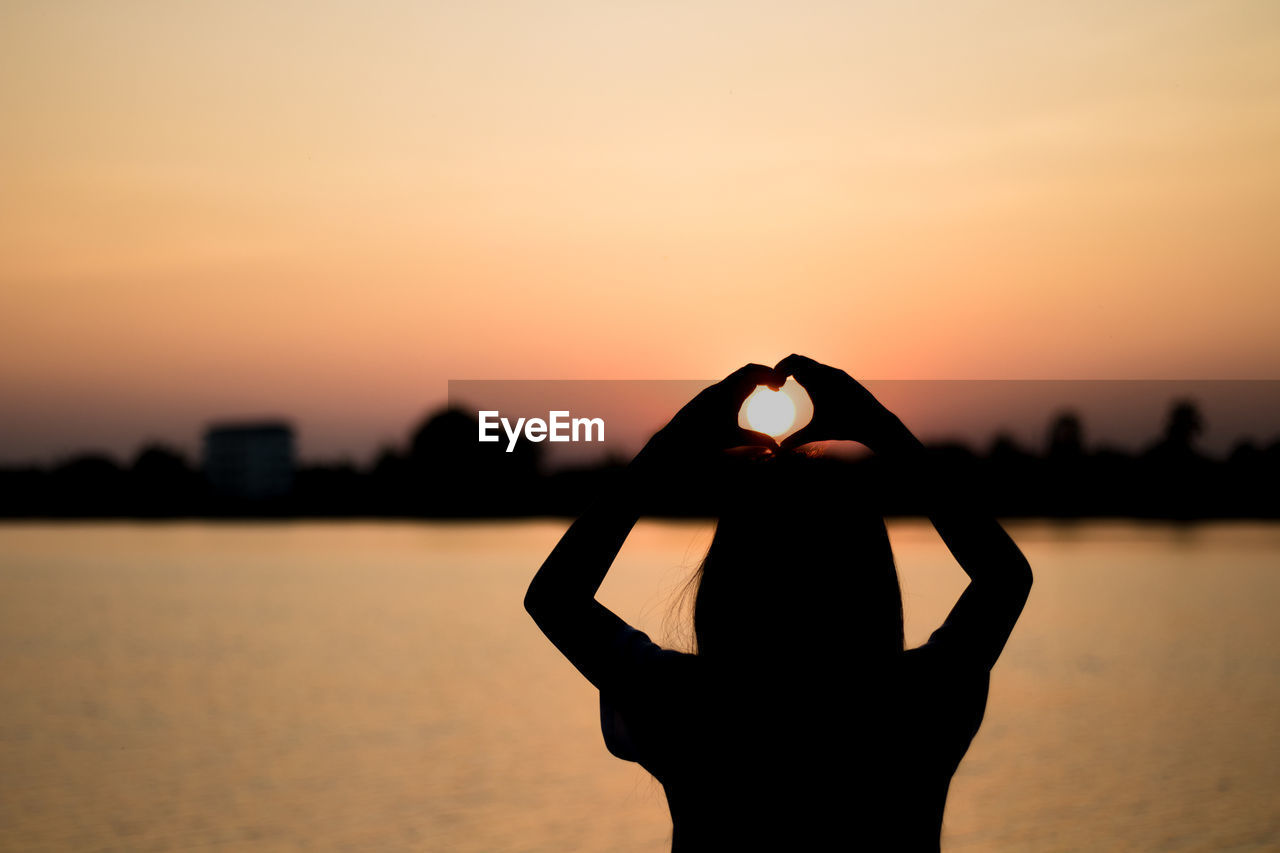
top-left (607, 624), bottom-right (696, 668)
top-left (600, 624), bottom-right (703, 708)
top-left (901, 642), bottom-right (991, 686)
top-left (598, 626), bottom-right (700, 764)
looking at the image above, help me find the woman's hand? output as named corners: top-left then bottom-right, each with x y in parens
top-left (774, 354), bottom-right (908, 453)
top-left (631, 363), bottom-right (785, 471)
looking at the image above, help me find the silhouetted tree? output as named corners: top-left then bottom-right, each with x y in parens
top-left (368, 446), bottom-right (409, 514)
top-left (985, 434), bottom-right (1038, 516)
top-left (1043, 412), bottom-right (1087, 517)
top-left (989, 433), bottom-right (1026, 462)
top-left (129, 444), bottom-right (202, 514)
top-left (1141, 400), bottom-right (1211, 519)
top-left (1161, 400), bottom-right (1204, 454)
top-left (50, 454), bottom-right (125, 515)
top-left (1046, 412), bottom-right (1084, 459)
top-left (406, 408), bottom-right (541, 515)
top-left (293, 461), bottom-right (366, 515)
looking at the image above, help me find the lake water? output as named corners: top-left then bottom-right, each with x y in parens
top-left (1, 520), bottom-right (1278, 852)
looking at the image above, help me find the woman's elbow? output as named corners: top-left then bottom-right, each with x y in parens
top-left (1013, 558), bottom-right (1033, 596)
top-left (523, 573), bottom-right (570, 624)
top-left (524, 577), bottom-right (548, 620)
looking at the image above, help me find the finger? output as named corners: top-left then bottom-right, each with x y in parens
top-left (774, 354), bottom-right (822, 381)
top-left (733, 427), bottom-right (780, 450)
top-left (774, 353), bottom-right (820, 372)
top-left (727, 363), bottom-right (783, 388)
top-left (759, 366), bottom-right (786, 390)
top-left (721, 364), bottom-right (785, 402)
top-left (778, 423), bottom-right (823, 452)
top-left (723, 445), bottom-right (776, 461)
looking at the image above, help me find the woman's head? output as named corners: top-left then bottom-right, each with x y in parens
top-left (690, 487), bottom-right (904, 668)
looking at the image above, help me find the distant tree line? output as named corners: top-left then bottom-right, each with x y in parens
top-left (0, 400), bottom-right (1277, 519)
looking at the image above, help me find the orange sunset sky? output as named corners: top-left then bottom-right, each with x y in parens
top-left (2, 1), bottom-right (1278, 463)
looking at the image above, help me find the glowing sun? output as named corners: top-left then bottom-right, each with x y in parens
top-left (743, 387), bottom-right (797, 437)
top-left (738, 378), bottom-right (813, 441)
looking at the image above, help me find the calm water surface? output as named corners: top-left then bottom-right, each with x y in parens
top-left (1, 521), bottom-right (1278, 852)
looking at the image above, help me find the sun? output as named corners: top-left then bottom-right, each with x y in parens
top-left (743, 387), bottom-right (797, 437)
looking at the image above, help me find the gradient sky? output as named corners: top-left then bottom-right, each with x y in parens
top-left (3, 1), bottom-right (1278, 463)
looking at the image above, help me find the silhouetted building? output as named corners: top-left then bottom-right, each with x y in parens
top-left (203, 421), bottom-right (295, 500)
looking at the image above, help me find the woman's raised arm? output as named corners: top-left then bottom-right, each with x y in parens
top-left (776, 354), bottom-right (1032, 671)
top-left (524, 364), bottom-right (784, 692)
top-left (873, 425), bottom-right (1033, 670)
top-left (523, 487), bottom-right (643, 692)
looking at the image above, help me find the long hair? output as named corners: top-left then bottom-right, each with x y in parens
top-left (689, 464), bottom-right (905, 673)
top-left (663, 460), bottom-right (916, 848)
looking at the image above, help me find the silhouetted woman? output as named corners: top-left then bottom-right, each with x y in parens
top-left (525, 356), bottom-right (1032, 851)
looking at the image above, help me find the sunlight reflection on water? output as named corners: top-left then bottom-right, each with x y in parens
top-left (0, 521), bottom-right (1277, 851)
